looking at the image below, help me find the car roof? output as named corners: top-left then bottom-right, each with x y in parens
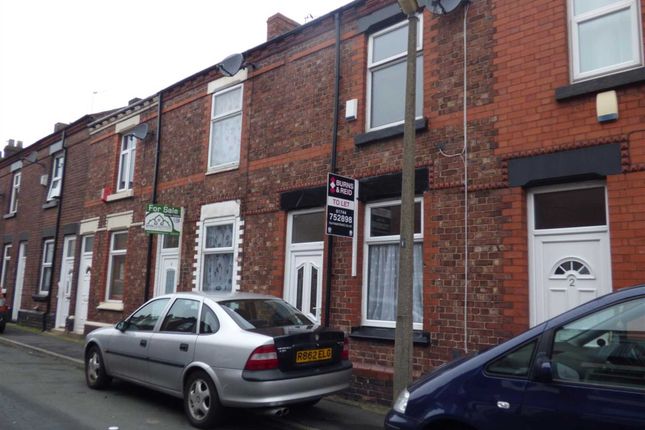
top-left (157, 290), bottom-right (279, 302)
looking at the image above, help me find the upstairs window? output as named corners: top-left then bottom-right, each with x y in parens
top-left (117, 135), bottom-right (136, 192)
top-left (8, 172), bottom-right (20, 214)
top-left (47, 153), bottom-right (65, 201)
top-left (367, 17), bottom-right (423, 131)
top-left (568, 0), bottom-right (643, 81)
top-left (209, 84), bottom-right (243, 172)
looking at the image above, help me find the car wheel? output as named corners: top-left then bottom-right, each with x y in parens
top-left (184, 370), bottom-right (224, 429)
top-left (85, 345), bottom-right (111, 389)
top-left (0, 322), bottom-right (5, 334)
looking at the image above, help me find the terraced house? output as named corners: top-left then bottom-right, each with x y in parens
top-left (1, 0), bottom-right (644, 404)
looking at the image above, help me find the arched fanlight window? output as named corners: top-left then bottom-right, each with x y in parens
top-left (551, 258), bottom-right (593, 278)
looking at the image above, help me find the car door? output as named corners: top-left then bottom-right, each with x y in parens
top-left (147, 298), bottom-right (200, 392)
top-left (522, 296), bottom-right (645, 429)
top-left (105, 298), bottom-right (170, 382)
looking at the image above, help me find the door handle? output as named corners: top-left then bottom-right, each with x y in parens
top-left (180, 343), bottom-right (189, 352)
top-left (140, 339), bottom-right (147, 347)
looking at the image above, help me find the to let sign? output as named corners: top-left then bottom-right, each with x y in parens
top-left (326, 173), bottom-right (357, 238)
top-left (144, 204), bottom-right (183, 235)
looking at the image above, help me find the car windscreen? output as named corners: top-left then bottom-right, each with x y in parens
top-left (219, 299), bottom-right (313, 329)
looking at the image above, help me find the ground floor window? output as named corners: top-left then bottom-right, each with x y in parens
top-left (363, 199), bottom-right (423, 328)
top-left (201, 220), bottom-right (236, 292)
top-left (106, 231), bottom-right (127, 301)
top-left (39, 240), bottom-right (54, 294)
top-left (0, 244), bottom-right (11, 294)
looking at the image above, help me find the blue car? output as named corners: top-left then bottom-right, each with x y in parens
top-left (385, 285), bottom-right (645, 430)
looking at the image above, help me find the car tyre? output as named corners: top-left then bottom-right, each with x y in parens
top-left (85, 345), bottom-right (111, 389)
top-left (184, 370), bottom-right (224, 429)
top-left (0, 322), bottom-right (5, 334)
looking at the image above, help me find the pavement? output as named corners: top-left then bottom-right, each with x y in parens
top-left (0, 323), bottom-right (388, 429)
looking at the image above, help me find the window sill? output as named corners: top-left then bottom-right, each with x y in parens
top-left (354, 118), bottom-right (428, 146)
top-left (97, 301), bottom-right (124, 312)
top-left (555, 67), bottom-right (645, 101)
top-left (206, 163), bottom-right (239, 176)
top-left (32, 294), bottom-right (49, 302)
top-left (350, 326), bottom-right (431, 346)
top-left (106, 189), bottom-right (133, 202)
top-left (42, 200), bottom-right (59, 210)
top-left (3, 213), bottom-right (16, 219)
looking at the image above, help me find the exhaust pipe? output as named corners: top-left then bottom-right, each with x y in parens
top-left (262, 407), bottom-right (290, 417)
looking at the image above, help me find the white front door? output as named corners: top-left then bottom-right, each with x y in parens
top-left (287, 251), bottom-right (323, 321)
top-left (12, 242), bottom-right (26, 321)
top-left (155, 234), bottom-right (180, 296)
top-left (284, 209), bottom-right (325, 322)
top-left (529, 183), bottom-right (612, 326)
top-left (55, 236), bottom-right (76, 329)
top-left (73, 236), bottom-right (93, 334)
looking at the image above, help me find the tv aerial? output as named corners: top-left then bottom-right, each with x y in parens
top-left (421, 0), bottom-right (468, 15)
top-left (216, 53), bottom-right (246, 77)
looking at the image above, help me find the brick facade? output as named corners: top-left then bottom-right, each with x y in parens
top-left (2, 0), bottom-right (644, 406)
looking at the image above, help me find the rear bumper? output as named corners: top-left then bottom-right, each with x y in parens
top-left (216, 363), bottom-right (352, 408)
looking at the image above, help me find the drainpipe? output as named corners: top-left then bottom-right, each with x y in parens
top-left (143, 92), bottom-right (163, 302)
top-left (44, 130), bottom-right (66, 331)
top-left (324, 11), bottom-right (342, 328)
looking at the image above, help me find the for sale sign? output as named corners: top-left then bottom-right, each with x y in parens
top-left (326, 173), bottom-right (357, 238)
top-left (144, 204), bottom-right (183, 235)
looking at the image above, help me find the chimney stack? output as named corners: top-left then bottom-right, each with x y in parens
top-left (3, 139), bottom-right (21, 159)
top-left (54, 122), bottom-right (68, 132)
top-left (267, 13), bottom-right (300, 41)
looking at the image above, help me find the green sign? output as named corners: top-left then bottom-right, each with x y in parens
top-left (144, 204), bottom-right (182, 235)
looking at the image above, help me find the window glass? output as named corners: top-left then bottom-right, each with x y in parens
top-left (372, 25), bottom-right (407, 63)
top-left (113, 232), bottom-right (128, 250)
top-left (203, 254), bottom-right (233, 292)
top-left (162, 234), bottom-right (180, 249)
top-left (534, 187), bottom-right (606, 229)
top-left (160, 299), bottom-right (199, 333)
top-left (213, 87), bottom-right (242, 116)
top-left (370, 202), bottom-right (422, 236)
top-left (220, 298), bottom-right (313, 329)
top-left (66, 238), bottom-right (76, 258)
top-left (83, 236), bottom-right (94, 253)
top-left (164, 269), bottom-right (176, 295)
top-left (39, 240), bottom-right (54, 293)
top-left (551, 297), bottom-right (645, 389)
top-left (487, 341), bottom-right (537, 377)
top-left (210, 115), bottom-right (242, 167)
top-left (206, 225), bottom-right (233, 248)
top-left (117, 135), bottom-right (136, 191)
top-left (370, 58), bottom-right (423, 129)
top-left (579, 9), bottom-right (633, 73)
top-left (292, 211), bottom-right (324, 243)
top-left (200, 304), bottom-right (220, 334)
top-left (109, 255), bottom-right (126, 301)
top-left (128, 298), bottom-right (170, 331)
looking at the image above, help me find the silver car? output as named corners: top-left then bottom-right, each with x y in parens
top-left (84, 292), bottom-right (352, 428)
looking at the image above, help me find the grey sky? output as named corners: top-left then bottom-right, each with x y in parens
top-left (0, 0), bottom-right (351, 149)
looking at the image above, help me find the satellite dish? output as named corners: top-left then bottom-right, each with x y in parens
top-left (420, 0), bottom-right (467, 15)
top-left (128, 123), bottom-right (149, 140)
top-left (217, 53), bottom-right (245, 77)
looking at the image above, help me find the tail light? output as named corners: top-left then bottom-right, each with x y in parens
top-left (342, 337), bottom-right (349, 360)
top-left (245, 344), bottom-right (279, 371)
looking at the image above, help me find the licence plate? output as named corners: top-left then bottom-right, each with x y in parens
top-left (296, 347), bottom-right (332, 364)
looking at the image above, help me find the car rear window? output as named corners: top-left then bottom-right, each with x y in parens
top-left (219, 299), bottom-right (313, 329)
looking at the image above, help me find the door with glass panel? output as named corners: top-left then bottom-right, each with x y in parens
top-left (284, 210), bottom-right (324, 322)
top-left (155, 234), bottom-right (180, 296)
top-left (529, 183), bottom-right (612, 326)
top-left (55, 236), bottom-right (76, 329)
top-left (74, 235), bottom-right (93, 333)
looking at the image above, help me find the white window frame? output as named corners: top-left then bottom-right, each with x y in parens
top-left (38, 239), bottom-right (54, 295)
top-left (47, 153), bottom-right (65, 201)
top-left (0, 244), bottom-right (11, 293)
top-left (116, 135), bottom-right (137, 192)
top-left (106, 231), bottom-right (128, 302)
top-left (8, 171), bottom-right (20, 214)
top-left (208, 84), bottom-right (243, 173)
top-left (568, 0), bottom-right (643, 82)
top-left (362, 198), bottom-right (424, 329)
top-left (366, 16), bottom-right (423, 132)
top-left (200, 217), bottom-right (238, 293)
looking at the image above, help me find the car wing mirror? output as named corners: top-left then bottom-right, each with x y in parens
top-left (534, 354), bottom-right (553, 383)
top-left (116, 320), bottom-right (129, 332)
